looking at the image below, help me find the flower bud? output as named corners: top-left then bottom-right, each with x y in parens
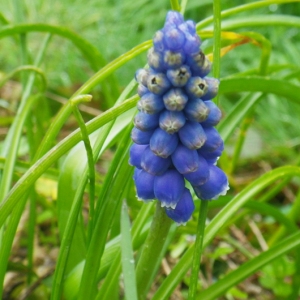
top-left (159, 110), bottom-right (186, 134)
top-left (154, 169), bottom-right (185, 208)
top-left (198, 142), bottom-right (224, 165)
top-left (184, 154), bottom-right (209, 186)
top-left (164, 28), bottom-right (186, 51)
top-left (192, 165), bottom-right (229, 200)
top-left (185, 20), bottom-right (197, 35)
top-left (201, 127), bottom-right (223, 152)
top-left (150, 128), bottom-right (179, 158)
top-left (187, 51), bottom-right (212, 77)
top-left (185, 77), bottom-right (208, 98)
top-left (147, 48), bottom-right (165, 71)
top-left (166, 65), bottom-right (191, 87)
top-left (164, 50), bottom-right (185, 69)
top-left (177, 24), bottom-right (200, 55)
top-left (134, 111), bottom-right (160, 131)
top-left (137, 93), bottom-right (164, 114)
top-left (147, 72), bottom-right (171, 95)
top-left (200, 101), bottom-right (222, 127)
top-left (165, 11), bottom-right (184, 27)
top-left (141, 146), bottom-right (172, 175)
top-left (165, 188), bottom-right (195, 224)
top-left (133, 168), bottom-right (156, 201)
top-left (137, 84), bottom-right (149, 97)
top-left (129, 144), bottom-right (147, 169)
top-left (201, 77), bottom-right (219, 100)
top-left (135, 68), bottom-right (149, 86)
top-left (131, 127), bottom-right (154, 145)
top-left (163, 88), bottom-right (188, 111)
top-left (171, 144), bottom-right (199, 174)
top-left (178, 121), bottom-right (207, 150)
top-left (153, 30), bottom-right (165, 52)
top-left (184, 98), bottom-right (210, 122)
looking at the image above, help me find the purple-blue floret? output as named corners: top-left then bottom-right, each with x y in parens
top-left (129, 10), bottom-right (229, 224)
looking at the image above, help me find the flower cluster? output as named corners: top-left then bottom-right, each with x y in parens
top-left (129, 11), bottom-right (229, 225)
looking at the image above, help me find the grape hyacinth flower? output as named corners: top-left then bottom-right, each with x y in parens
top-left (129, 11), bottom-right (229, 225)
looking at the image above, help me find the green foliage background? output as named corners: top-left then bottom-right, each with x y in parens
top-left (0, 0), bottom-right (300, 299)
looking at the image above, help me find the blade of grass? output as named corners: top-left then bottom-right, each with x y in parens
top-left (77, 127), bottom-right (133, 300)
top-left (0, 34), bottom-right (51, 296)
top-left (196, 231), bottom-right (300, 300)
top-left (95, 203), bottom-right (154, 300)
top-left (196, 0), bottom-right (300, 29)
top-left (121, 201), bottom-right (138, 300)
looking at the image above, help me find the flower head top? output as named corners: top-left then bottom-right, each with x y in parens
top-left (129, 11), bottom-right (229, 225)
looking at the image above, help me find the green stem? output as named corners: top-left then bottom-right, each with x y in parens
top-left (135, 202), bottom-right (172, 300)
top-left (170, 0), bottom-right (181, 12)
top-left (229, 116), bottom-right (253, 174)
top-left (180, 0), bottom-right (188, 14)
top-left (0, 65), bottom-right (47, 90)
top-left (70, 95), bottom-right (96, 244)
top-left (188, 200), bottom-right (209, 300)
top-left (212, 0), bottom-right (221, 106)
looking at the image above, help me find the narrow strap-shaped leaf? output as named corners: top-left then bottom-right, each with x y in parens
top-left (121, 202), bottom-right (138, 300)
top-left (197, 231), bottom-right (300, 300)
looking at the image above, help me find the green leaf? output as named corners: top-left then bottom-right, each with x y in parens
top-left (120, 202), bottom-right (138, 300)
top-left (197, 232), bottom-right (300, 299)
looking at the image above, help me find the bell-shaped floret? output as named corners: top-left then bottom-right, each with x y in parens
top-left (153, 30), bottom-right (165, 52)
top-left (147, 72), bottom-right (171, 95)
top-left (192, 165), bottom-right (229, 200)
top-left (137, 84), bottom-right (149, 97)
top-left (198, 142), bottom-right (224, 165)
top-left (171, 144), bottom-right (199, 174)
top-left (135, 69), bottom-right (149, 86)
top-left (187, 51), bottom-right (212, 77)
top-left (202, 77), bottom-right (219, 100)
top-left (178, 23), bottom-right (200, 55)
top-left (165, 11), bottom-right (184, 27)
top-left (133, 168), bottom-right (156, 201)
top-left (154, 169), bottom-right (185, 208)
top-left (184, 98), bottom-right (210, 122)
top-left (200, 101), bottom-right (222, 127)
top-left (141, 146), bottom-right (172, 175)
top-left (159, 110), bottom-right (186, 134)
top-left (178, 121), bottom-right (207, 150)
top-left (147, 48), bottom-right (165, 72)
top-left (164, 27), bottom-right (186, 51)
top-left (163, 88), bottom-right (188, 111)
top-left (134, 111), bottom-right (160, 131)
top-left (131, 127), bottom-right (154, 145)
top-left (165, 188), bottom-right (195, 224)
top-left (201, 127), bottom-right (223, 152)
top-left (137, 93), bottom-right (164, 114)
top-left (185, 77), bottom-right (208, 98)
top-left (166, 65), bottom-right (191, 87)
top-left (129, 144), bottom-right (147, 169)
top-left (164, 50), bottom-right (185, 69)
top-left (185, 20), bottom-right (197, 35)
top-left (184, 154), bottom-right (209, 186)
top-left (150, 128), bottom-right (179, 158)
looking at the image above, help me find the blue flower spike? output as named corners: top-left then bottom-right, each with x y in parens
top-left (129, 10), bottom-right (229, 225)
